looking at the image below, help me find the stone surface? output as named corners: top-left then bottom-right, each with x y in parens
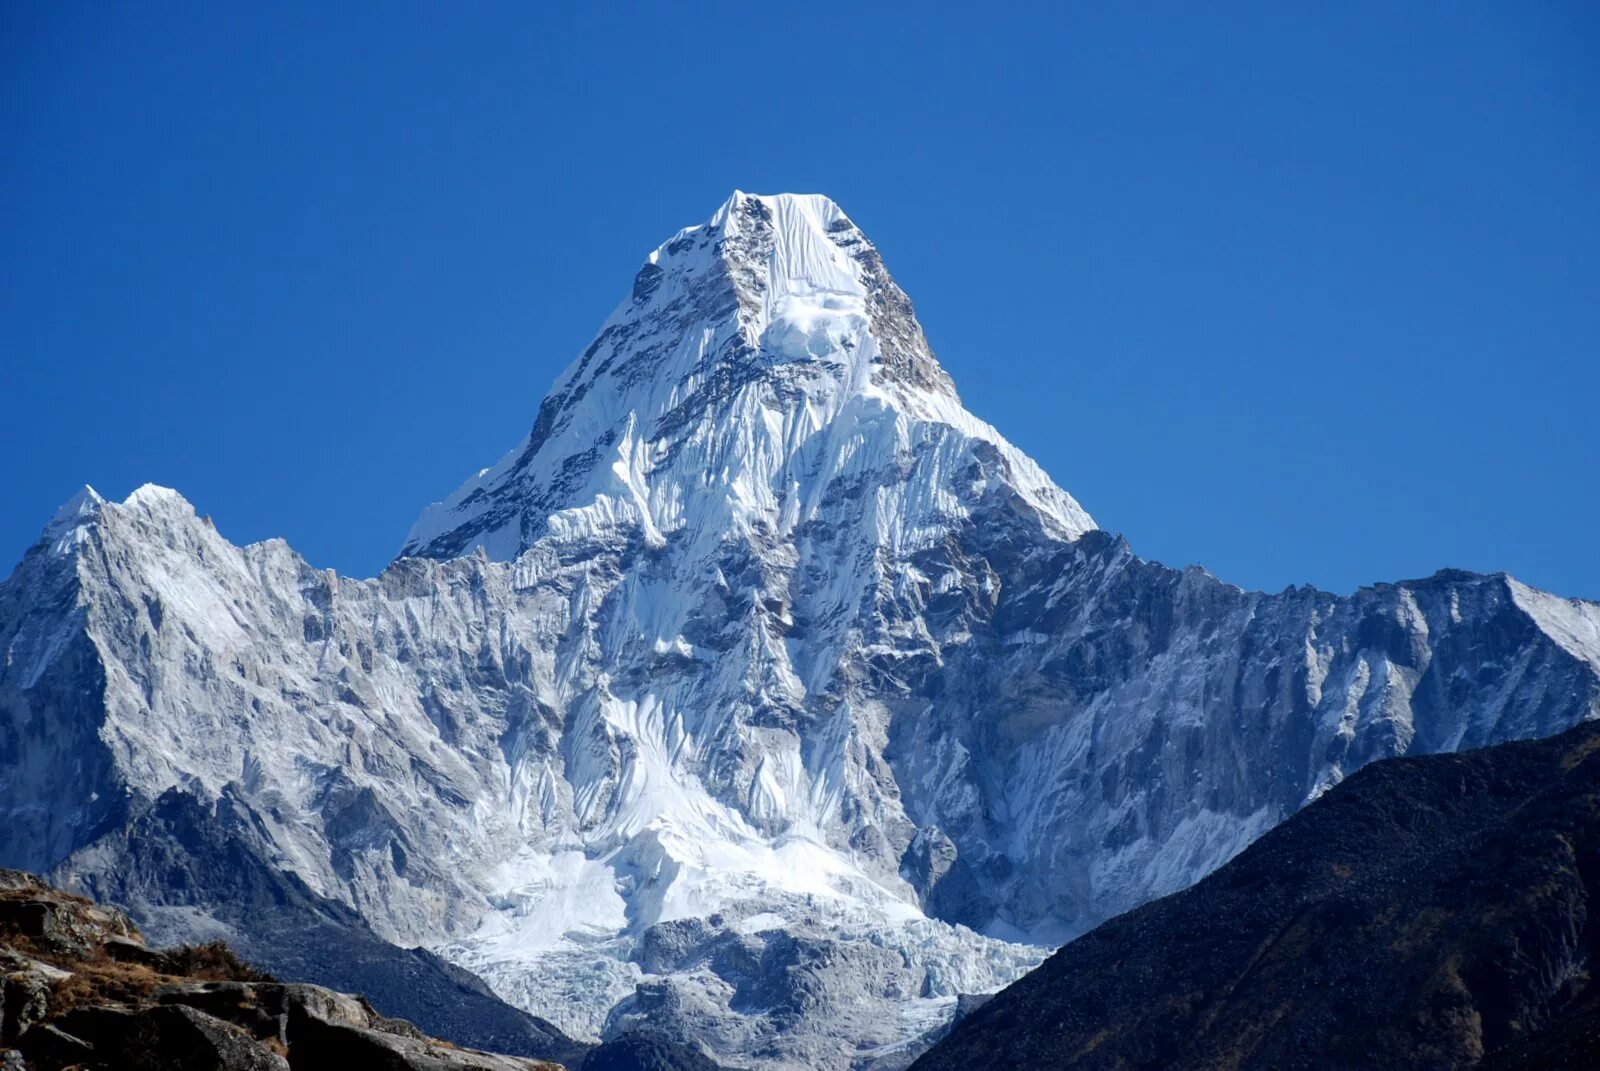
top-left (0, 968), bottom-right (49, 1045)
top-left (285, 997), bottom-right (557, 1070)
top-left (14, 1022), bottom-right (95, 1068)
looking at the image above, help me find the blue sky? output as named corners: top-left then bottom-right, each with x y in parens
top-left (4, 3), bottom-right (1597, 598)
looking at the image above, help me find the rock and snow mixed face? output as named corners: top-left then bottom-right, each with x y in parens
top-left (3, 192), bottom-right (1599, 1070)
top-left (401, 191), bottom-right (1093, 563)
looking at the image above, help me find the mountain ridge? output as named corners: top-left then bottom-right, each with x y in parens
top-left (912, 718), bottom-right (1600, 1070)
top-left (3, 192), bottom-right (1598, 1069)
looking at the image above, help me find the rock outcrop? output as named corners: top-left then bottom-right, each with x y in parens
top-left (0, 869), bottom-right (563, 1071)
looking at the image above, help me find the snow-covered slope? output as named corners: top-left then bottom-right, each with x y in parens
top-left (3, 193), bottom-right (1599, 1070)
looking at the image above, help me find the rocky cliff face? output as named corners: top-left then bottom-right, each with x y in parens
top-left (2, 192), bottom-right (1598, 1069)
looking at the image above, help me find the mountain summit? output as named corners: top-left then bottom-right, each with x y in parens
top-left (3, 194), bottom-right (1599, 1070)
top-left (401, 191), bottom-right (1094, 561)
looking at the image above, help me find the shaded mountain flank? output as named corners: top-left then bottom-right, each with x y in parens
top-left (50, 788), bottom-right (591, 1067)
top-left (914, 719), bottom-right (1600, 1071)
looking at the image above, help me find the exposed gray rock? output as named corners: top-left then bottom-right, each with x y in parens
top-left (41, 1003), bottom-right (290, 1071)
top-left (14, 1022), bottom-right (95, 1069)
top-left (581, 1033), bottom-right (731, 1071)
top-left (159, 981), bottom-right (292, 1045)
top-left (0, 968), bottom-right (50, 1045)
top-left (285, 996), bottom-right (556, 1070)
top-left (105, 934), bottom-right (173, 969)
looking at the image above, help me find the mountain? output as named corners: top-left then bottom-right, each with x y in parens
top-left (2, 191), bottom-right (1598, 1070)
top-left (912, 719), bottom-right (1600, 1071)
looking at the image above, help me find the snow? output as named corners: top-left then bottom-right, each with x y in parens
top-left (49, 485), bottom-right (105, 528)
top-left (1509, 577), bottom-right (1600, 677)
top-left (45, 485), bottom-right (105, 555)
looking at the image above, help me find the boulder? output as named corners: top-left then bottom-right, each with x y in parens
top-left (14, 1022), bottom-right (95, 1069)
top-left (155, 980), bottom-right (439, 1051)
top-left (48, 1003), bottom-right (289, 1071)
top-left (0, 969), bottom-right (51, 1044)
top-left (104, 934), bottom-right (173, 970)
top-left (286, 998), bottom-right (556, 1070)
top-left (281, 983), bottom-right (372, 1028)
top-left (159, 981), bottom-right (289, 1043)
top-left (122, 1004), bottom-right (289, 1071)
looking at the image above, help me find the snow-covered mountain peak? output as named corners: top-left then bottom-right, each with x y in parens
top-left (45, 484), bottom-right (104, 535)
top-left (32, 485), bottom-right (107, 559)
top-left (701, 189), bottom-right (853, 247)
top-left (402, 192), bottom-right (1094, 561)
top-left (38, 484), bottom-right (196, 545)
top-left (6, 196), bottom-right (1600, 1071)
top-left (51, 484), bottom-right (105, 523)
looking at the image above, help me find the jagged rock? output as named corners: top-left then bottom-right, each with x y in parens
top-left (46, 1003), bottom-right (289, 1071)
top-left (285, 997), bottom-right (558, 1070)
top-left (124, 1005), bottom-right (289, 1071)
top-left (14, 1022), bottom-right (95, 1069)
top-left (0, 869), bottom-right (573, 1070)
top-left (158, 982), bottom-right (292, 1044)
top-left (45, 1005), bottom-right (138, 1053)
top-left (582, 1033), bottom-right (729, 1071)
top-left (155, 979), bottom-right (424, 1040)
top-left (105, 934), bottom-right (173, 969)
top-left (0, 968), bottom-right (50, 1044)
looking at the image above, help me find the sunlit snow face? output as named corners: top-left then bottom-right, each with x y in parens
top-left (760, 291), bottom-right (869, 366)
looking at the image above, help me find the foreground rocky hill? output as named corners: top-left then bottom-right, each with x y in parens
top-left (913, 720), bottom-right (1600, 1070)
top-left (3, 191), bottom-right (1598, 1067)
top-left (0, 868), bottom-right (562, 1071)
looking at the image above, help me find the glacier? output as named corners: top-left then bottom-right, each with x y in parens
top-left (3, 191), bottom-right (1599, 1069)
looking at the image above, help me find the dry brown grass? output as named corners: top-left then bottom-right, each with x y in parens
top-left (25, 935), bottom-right (275, 1017)
top-left (48, 955), bottom-right (166, 1015)
top-left (161, 941), bottom-right (276, 983)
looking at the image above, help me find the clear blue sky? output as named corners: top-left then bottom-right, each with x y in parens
top-left (5, 3), bottom-right (1597, 598)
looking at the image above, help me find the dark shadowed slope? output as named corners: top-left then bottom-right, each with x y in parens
top-left (51, 789), bottom-right (590, 1067)
top-left (914, 720), bottom-right (1600, 1071)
